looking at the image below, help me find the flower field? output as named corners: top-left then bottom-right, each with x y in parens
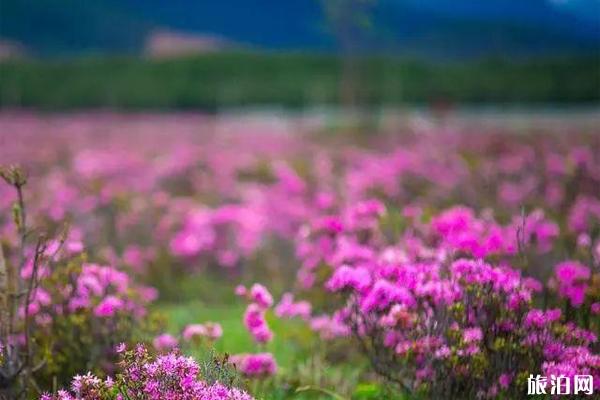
top-left (0, 112), bottom-right (599, 399)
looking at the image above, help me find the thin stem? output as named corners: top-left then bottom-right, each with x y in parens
top-left (23, 238), bottom-right (45, 389)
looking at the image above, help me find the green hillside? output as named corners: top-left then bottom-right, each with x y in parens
top-left (1, 53), bottom-right (598, 109)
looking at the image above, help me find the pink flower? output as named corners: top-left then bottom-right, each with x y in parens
top-left (435, 346), bottom-right (451, 359)
top-left (249, 283), bottom-right (273, 308)
top-left (122, 245), bottom-right (146, 272)
top-left (243, 303), bottom-right (273, 343)
top-left (553, 261), bottom-right (591, 307)
top-left (463, 327), bottom-right (483, 343)
top-left (524, 309), bottom-right (561, 329)
top-left (182, 324), bottom-right (207, 342)
top-left (309, 314), bottom-right (350, 340)
top-left (432, 206), bottom-right (475, 236)
top-left (94, 295), bottom-right (124, 317)
top-left (345, 199), bottom-right (385, 230)
top-left (169, 227), bottom-right (215, 258)
top-left (41, 344), bottom-right (254, 399)
top-left (326, 265), bottom-right (372, 293)
top-left (577, 233), bottom-right (592, 248)
top-left (230, 353), bottom-right (277, 377)
top-left (202, 322), bottom-right (223, 340)
top-left (71, 373), bottom-right (102, 396)
top-left (183, 322), bottom-right (223, 342)
top-left (274, 293), bottom-right (312, 320)
top-left (235, 284), bottom-right (247, 296)
top-left (66, 241), bottom-right (84, 254)
top-left (568, 196), bottom-right (600, 234)
top-left (360, 279), bottom-right (415, 313)
top-left (153, 333), bottom-right (178, 352)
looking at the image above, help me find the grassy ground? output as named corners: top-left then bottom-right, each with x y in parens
top-left (153, 296), bottom-right (406, 399)
top-left (156, 301), bottom-right (304, 368)
top-left (152, 301), bottom-right (370, 399)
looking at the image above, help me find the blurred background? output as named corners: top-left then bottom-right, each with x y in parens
top-left (0, 0), bottom-right (599, 120)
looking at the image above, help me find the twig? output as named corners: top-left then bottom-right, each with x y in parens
top-left (23, 237), bottom-right (47, 385)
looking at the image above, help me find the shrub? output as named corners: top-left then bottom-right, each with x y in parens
top-left (0, 166), bottom-right (156, 398)
top-left (40, 344), bottom-right (253, 400)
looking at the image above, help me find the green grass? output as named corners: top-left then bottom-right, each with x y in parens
top-left (155, 301), bottom-right (308, 369)
top-left (152, 298), bottom-right (408, 399)
top-left (1, 52), bottom-right (599, 110)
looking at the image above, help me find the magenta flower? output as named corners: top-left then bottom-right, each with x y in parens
top-left (309, 314), bottom-right (350, 340)
top-left (243, 303), bottom-right (273, 344)
top-left (40, 345), bottom-right (254, 399)
top-left (202, 322), bottom-right (223, 340)
top-left (274, 293), bottom-right (311, 320)
top-left (183, 322), bottom-right (223, 342)
top-left (326, 265), bottom-right (372, 293)
top-left (93, 295), bottom-right (124, 317)
top-left (182, 324), bottom-right (207, 342)
top-left (230, 353), bottom-right (277, 378)
top-left (234, 284), bottom-right (247, 296)
top-left (463, 327), bottom-right (483, 343)
top-left (498, 373), bottom-right (512, 389)
top-left (152, 333), bottom-right (178, 352)
top-left (524, 309), bottom-right (562, 329)
top-left (553, 261), bottom-right (591, 307)
top-left (249, 283), bottom-right (273, 309)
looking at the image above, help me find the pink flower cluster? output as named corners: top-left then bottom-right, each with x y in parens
top-left (229, 353), bottom-right (277, 378)
top-left (568, 195), bottom-right (600, 234)
top-left (152, 333), bottom-right (178, 353)
top-left (430, 206), bottom-right (559, 257)
top-left (232, 284), bottom-right (278, 379)
top-left (40, 344), bottom-right (253, 400)
top-left (274, 293), bottom-right (311, 320)
top-left (2, 113), bottom-right (600, 397)
top-left (309, 314), bottom-right (350, 340)
top-left (169, 205), bottom-right (265, 268)
top-left (16, 254), bottom-right (156, 352)
top-left (183, 322), bottom-right (223, 342)
top-left (242, 304), bottom-right (272, 344)
top-left (66, 263), bottom-right (156, 319)
top-left (295, 198), bottom-right (600, 396)
top-left (550, 261), bottom-right (592, 307)
top-left (237, 284), bottom-right (274, 344)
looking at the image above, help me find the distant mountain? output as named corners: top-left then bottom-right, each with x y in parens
top-left (0, 0), bottom-right (598, 57)
top-left (120, 0), bottom-right (332, 50)
top-left (371, 0), bottom-right (600, 57)
top-left (550, 0), bottom-right (600, 26)
top-left (398, 0), bottom-right (599, 39)
top-left (0, 0), bottom-right (152, 55)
